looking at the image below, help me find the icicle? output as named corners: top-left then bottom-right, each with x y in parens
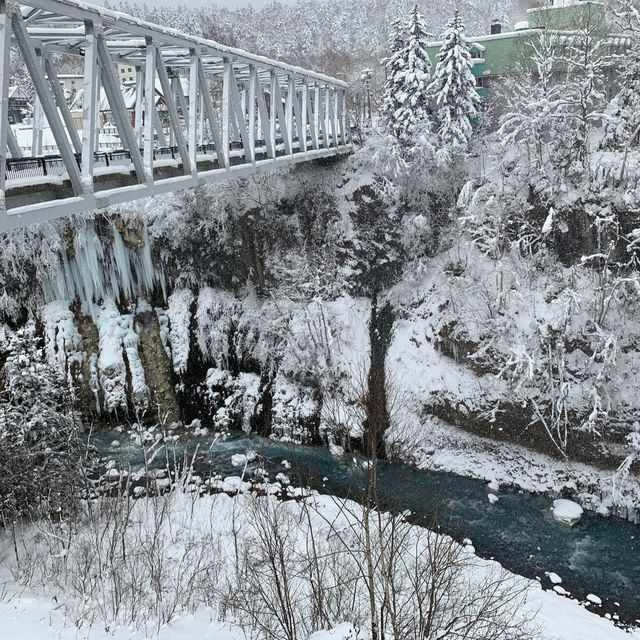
top-left (41, 217), bottom-right (164, 314)
top-left (111, 222), bottom-right (134, 302)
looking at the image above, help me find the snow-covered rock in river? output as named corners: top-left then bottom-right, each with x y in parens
top-left (548, 572), bottom-right (562, 585)
top-left (487, 493), bottom-right (499, 504)
top-left (586, 594), bottom-right (602, 606)
top-left (552, 499), bottom-right (583, 526)
top-left (230, 451), bottom-right (257, 468)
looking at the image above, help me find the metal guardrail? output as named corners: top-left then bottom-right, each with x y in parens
top-left (5, 146), bottom-right (194, 181)
top-left (4, 137), bottom-right (319, 181)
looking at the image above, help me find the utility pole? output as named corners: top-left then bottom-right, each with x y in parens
top-left (360, 68), bottom-right (372, 126)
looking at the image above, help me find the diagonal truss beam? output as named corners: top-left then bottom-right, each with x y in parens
top-left (97, 30), bottom-right (146, 182)
top-left (12, 7), bottom-right (83, 193)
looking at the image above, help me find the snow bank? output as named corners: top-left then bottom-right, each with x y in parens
top-left (0, 491), bottom-right (636, 640)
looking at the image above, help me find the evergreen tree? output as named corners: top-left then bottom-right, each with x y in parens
top-left (381, 17), bottom-right (408, 136)
top-left (381, 5), bottom-right (433, 142)
top-left (429, 10), bottom-right (481, 150)
top-left (0, 326), bottom-right (85, 522)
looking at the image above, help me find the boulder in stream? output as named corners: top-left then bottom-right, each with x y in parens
top-left (552, 499), bottom-right (583, 526)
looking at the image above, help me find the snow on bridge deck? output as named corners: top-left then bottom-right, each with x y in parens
top-left (0, 0), bottom-right (352, 232)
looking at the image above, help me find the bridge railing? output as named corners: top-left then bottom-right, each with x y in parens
top-left (0, 0), bottom-right (352, 232)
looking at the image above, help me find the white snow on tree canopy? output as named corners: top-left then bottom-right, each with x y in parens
top-left (429, 10), bottom-right (481, 150)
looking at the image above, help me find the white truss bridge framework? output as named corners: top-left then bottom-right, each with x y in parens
top-left (0, 0), bottom-right (352, 232)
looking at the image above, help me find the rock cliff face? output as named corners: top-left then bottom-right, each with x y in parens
top-left (1, 153), bottom-right (639, 480)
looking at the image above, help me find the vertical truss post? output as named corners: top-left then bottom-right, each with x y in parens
top-left (156, 47), bottom-right (191, 173)
top-left (0, 0), bottom-right (11, 209)
top-left (222, 58), bottom-right (231, 165)
top-left (134, 65), bottom-right (144, 146)
top-left (226, 63), bottom-right (251, 163)
top-left (285, 74), bottom-right (294, 150)
top-left (255, 68), bottom-right (274, 159)
top-left (94, 64), bottom-right (101, 151)
top-left (12, 11), bottom-right (82, 193)
top-left (307, 81), bottom-right (318, 151)
top-left (330, 86), bottom-right (338, 148)
top-left (272, 76), bottom-right (290, 155)
top-left (248, 65), bottom-right (256, 155)
top-left (198, 91), bottom-right (204, 146)
top-left (143, 37), bottom-right (155, 179)
top-left (81, 19), bottom-right (98, 190)
top-left (269, 70), bottom-right (277, 153)
top-left (97, 32), bottom-right (145, 183)
top-left (293, 82), bottom-right (303, 153)
top-left (168, 76), bottom-right (176, 147)
top-left (314, 83), bottom-right (322, 148)
top-left (197, 59), bottom-right (225, 169)
top-left (43, 48), bottom-right (82, 154)
top-left (323, 86), bottom-right (330, 149)
top-left (338, 88), bottom-right (346, 146)
top-left (31, 47), bottom-right (43, 156)
top-left (188, 48), bottom-right (199, 176)
top-left (300, 80), bottom-right (308, 153)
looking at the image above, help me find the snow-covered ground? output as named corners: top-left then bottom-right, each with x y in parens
top-left (0, 490), bottom-right (638, 640)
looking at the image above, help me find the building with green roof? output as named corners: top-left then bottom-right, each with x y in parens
top-left (426, 1), bottom-right (628, 102)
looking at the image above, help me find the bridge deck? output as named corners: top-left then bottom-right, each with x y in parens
top-left (0, 0), bottom-right (352, 232)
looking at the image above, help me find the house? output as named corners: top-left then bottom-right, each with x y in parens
top-left (426, 1), bottom-right (629, 102)
top-left (118, 63), bottom-right (137, 86)
top-left (8, 85), bottom-right (31, 124)
top-left (68, 78), bottom-right (189, 147)
top-left (57, 74), bottom-right (84, 98)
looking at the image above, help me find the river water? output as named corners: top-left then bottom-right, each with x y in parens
top-left (91, 429), bottom-right (640, 624)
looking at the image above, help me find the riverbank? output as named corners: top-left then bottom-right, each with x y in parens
top-left (1, 489), bottom-right (638, 640)
top-left (388, 413), bottom-right (640, 523)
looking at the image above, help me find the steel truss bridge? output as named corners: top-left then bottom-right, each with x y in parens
top-left (0, 0), bottom-right (352, 232)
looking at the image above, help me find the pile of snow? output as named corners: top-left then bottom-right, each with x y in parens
top-left (552, 499), bottom-right (583, 526)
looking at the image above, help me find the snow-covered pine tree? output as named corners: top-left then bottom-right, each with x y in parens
top-left (381, 17), bottom-right (408, 136)
top-left (381, 5), bottom-right (433, 143)
top-left (429, 10), bottom-right (481, 151)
